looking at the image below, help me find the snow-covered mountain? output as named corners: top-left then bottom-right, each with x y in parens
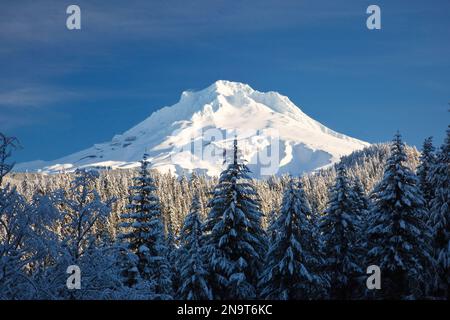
top-left (16, 80), bottom-right (370, 177)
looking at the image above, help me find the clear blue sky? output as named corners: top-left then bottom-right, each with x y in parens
top-left (1, 0), bottom-right (449, 163)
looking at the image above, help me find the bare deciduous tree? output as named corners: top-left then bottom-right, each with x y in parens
top-left (0, 133), bottom-right (20, 186)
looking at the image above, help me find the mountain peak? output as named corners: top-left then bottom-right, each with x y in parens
top-left (179, 80), bottom-right (299, 117)
top-left (207, 80), bottom-right (254, 96)
top-left (15, 81), bottom-right (370, 177)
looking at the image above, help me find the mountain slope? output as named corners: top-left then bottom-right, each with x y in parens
top-left (16, 80), bottom-right (370, 177)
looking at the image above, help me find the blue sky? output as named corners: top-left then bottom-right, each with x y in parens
top-left (1, 0), bottom-right (449, 163)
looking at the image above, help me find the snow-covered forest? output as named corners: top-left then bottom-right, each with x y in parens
top-left (0, 127), bottom-right (448, 300)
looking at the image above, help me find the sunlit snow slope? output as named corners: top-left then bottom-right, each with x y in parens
top-left (16, 81), bottom-right (369, 177)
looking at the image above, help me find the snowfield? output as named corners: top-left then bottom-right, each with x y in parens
top-left (15, 80), bottom-right (369, 177)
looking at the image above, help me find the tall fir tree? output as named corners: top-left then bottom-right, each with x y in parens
top-left (203, 138), bottom-right (267, 299)
top-left (366, 132), bottom-right (433, 299)
top-left (259, 179), bottom-right (328, 299)
top-left (428, 127), bottom-right (449, 299)
top-left (320, 166), bottom-right (363, 299)
top-left (177, 190), bottom-right (212, 299)
top-left (119, 154), bottom-right (173, 298)
top-left (417, 137), bottom-right (436, 209)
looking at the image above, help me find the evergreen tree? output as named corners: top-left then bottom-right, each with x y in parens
top-left (117, 245), bottom-right (140, 288)
top-left (165, 212), bottom-right (180, 294)
top-left (119, 154), bottom-right (173, 298)
top-left (266, 209), bottom-right (278, 244)
top-left (417, 137), bottom-right (436, 209)
top-left (366, 133), bottom-right (433, 299)
top-left (203, 138), bottom-right (266, 299)
top-left (351, 178), bottom-right (369, 219)
top-left (165, 214), bottom-right (177, 253)
top-left (177, 191), bottom-right (212, 299)
top-left (351, 178), bottom-right (370, 254)
top-left (259, 179), bottom-right (328, 299)
top-left (190, 172), bottom-right (207, 219)
top-left (428, 127), bottom-right (449, 298)
top-left (320, 166), bottom-right (363, 299)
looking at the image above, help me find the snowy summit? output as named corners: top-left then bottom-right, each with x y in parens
top-left (16, 80), bottom-right (369, 177)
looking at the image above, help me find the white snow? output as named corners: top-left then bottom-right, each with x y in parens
top-left (15, 80), bottom-right (369, 177)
